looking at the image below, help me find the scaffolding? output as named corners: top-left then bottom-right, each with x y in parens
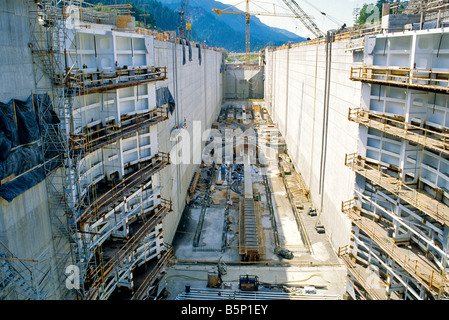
top-left (345, 153), bottom-right (449, 226)
top-left (28, 0), bottom-right (86, 299)
top-left (0, 241), bottom-right (56, 300)
top-left (27, 0), bottom-right (171, 300)
top-left (341, 200), bottom-right (447, 297)
top-left (350, 66), bottom-right (449, 94)
top-left (84, 199), bottom-right (172, 300)
top-left (60, 67), bottom-right (167, 96)
top-left (337, 245), bottom-right (387, 300)
top-left (348, 108), bottom-right (449, 156)
top-left (131, 245), bottom-right (175, 300)
top-left (70, 106), bottom-right (169, 155)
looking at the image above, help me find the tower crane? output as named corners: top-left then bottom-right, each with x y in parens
top-left (179, 0), bottom-right (191, 40)
top-left (280, 0), bottom-right (325, 38)
top-left (212, 0), bottom-right (314, 65)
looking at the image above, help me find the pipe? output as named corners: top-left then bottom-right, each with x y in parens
top-left (319, 30), bottom-right (335, 209)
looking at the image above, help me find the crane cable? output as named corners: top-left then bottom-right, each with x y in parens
top-left (300, 0), bottom-right (345, 27)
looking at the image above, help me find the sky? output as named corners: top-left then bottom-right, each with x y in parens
top-left (215, 0), bottom-right (378, 39)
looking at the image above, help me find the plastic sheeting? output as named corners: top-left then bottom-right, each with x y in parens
top-left (156, 87), bottom-right (176, 115)
top-left (186, 40), bottom-right (192, 61)
top-left (197, 43), bottom-right (202, 65)
top-left (181, 39), bottom-right (186, 65)
top-left (0, 93), bottom-right (60, 202)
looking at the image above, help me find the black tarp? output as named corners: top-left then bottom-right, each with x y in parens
top-left (0, 93), bottom-right (60, 202)
top-left (186, 40), bottom-right (192, 62)
top-left (0, 100), bottom-right (21, 149)
top-left (181, 39), bottom-right (186, 65)
top-left (197, 43), bottom-right (202, 65)
top-left (15, 95), bottom-right (41, 145)
top-left (156, 87), bottom-right (176, 115)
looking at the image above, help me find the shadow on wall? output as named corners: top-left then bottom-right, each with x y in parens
top-left (224, 66), bottom-right (264, 100)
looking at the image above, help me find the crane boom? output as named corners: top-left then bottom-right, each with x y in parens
top-left (212, 0), bottom-right (323, 64)
top-left (212, 1), bottom-right (313, 65)
top-left (212, 8), bottom-right (310, 19)
top-left (179, 0), bottom-right (190, 39)
top-left (281, 0), bottom-right (325, 38)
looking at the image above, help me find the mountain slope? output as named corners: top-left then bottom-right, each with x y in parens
top-left (88, 0), bottom-right (306, 52)
top-left (160, 0), bottom-right (306, 50)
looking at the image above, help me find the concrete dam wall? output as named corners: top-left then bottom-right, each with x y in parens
top-left (264, 39), bottom-right (361, 249)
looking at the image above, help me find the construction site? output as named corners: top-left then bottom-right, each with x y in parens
top-left (1, 0), bottom-right (449, 301)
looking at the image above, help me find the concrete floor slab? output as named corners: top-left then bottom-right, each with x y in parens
top-left (167, 102), bottom-right (347, 300)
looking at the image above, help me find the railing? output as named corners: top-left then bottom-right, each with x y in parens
top-left (238, 198), bottom-right (265, 261)
top-left (268, 23), bottom-right (383, 52)
top-left (56, 66), bottom-right (167, 95)
top-left (338, 245), bottom-right (385, 300)
top-left (345, 153), bottom-right (449, 226)
top-left (343, 203), bottom-right (446, 296)
top-left (348, 108), bottom-right (449, 156)
top-left (74, 152), bottom-right (170, 227)
top-left (0, 241), bottom-right (53, 300)
top-left (350, 66), bottom-right (449, 93)
top-left (337, 245), bottom-right (351, 258)
top-left (70, 106), bottom-right (169, 154)
top-left (131, 245), bottom-right (175, 300)
top-left (84, 199), bottom-right (172, 300)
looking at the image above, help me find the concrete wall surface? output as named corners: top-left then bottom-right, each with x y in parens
top-left (264, 39), bottom-right (361, 249)
top-left (154, 40), bottom-right (224, 244)
top-left (0, 0), bottom-right (36, 102)
top-left (224, 65), bottom-right (264, 100)
top-left (0, 0), bottom-right (64, 300)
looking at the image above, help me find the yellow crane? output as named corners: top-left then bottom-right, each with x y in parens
top-left (212, 0), bottom-right (319, 65)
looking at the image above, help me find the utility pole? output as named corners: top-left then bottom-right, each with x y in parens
top-left (141, 4), bottom-right (152, 28)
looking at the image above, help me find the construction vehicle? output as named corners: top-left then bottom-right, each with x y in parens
top-left (239, 274), bottom-right (259, 291)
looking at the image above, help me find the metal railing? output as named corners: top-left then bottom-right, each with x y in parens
top-left (348, 108), bottom-right (449, 156)
top-left (84, 199), bottom-right (172, 300)
top-left (56, 66), bottom-right (167, 95)
top-left (345, 153), bottom-right (449, 226)
top-left (342, 203), bottom-right (446, 296)
top-left (350, 66), bottom-right (449, 94)
top-left (70, 105), bottom-right (169, 154)
top-left (337, 245), bottom-right (385, 300)
top-left (131, 245), bottom-right (175, 300)
top-left (74, 152), bottom-right (170, 227)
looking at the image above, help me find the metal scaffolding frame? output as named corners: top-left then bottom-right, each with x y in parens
top-left (0, 241), bottom-right (56, 300)
top-left (337, 245), bottom-right (386, 300)
top-left (84, 199), bottom-right (172, 300)
top-left (28, 0), bottom-right (85, 299)
top-left (342, 199), bottom-right (447, 297)
top-left (348, 108), bottom-right (449, 156)
top-left (350, 66), bottom-right (449, 94)
top-left (345, 153), bottom-right (449, 226)
top-left (26, 0), bottom-right (171, 299)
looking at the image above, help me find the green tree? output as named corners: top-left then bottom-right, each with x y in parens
top-left (128, 2), bottom-right (157, 29)
top-left (355, 0), bottom-right (387, 26)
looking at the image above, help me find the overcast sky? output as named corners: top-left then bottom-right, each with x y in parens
top-left (215, 0), bottom-right (377, 38)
